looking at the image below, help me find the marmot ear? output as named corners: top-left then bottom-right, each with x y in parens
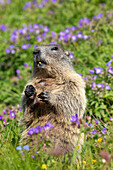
top-left (65, 51), bottom-right (70, 56)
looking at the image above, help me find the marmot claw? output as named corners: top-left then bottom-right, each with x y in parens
top-left (24, 85), bottom-right (36, 98)
top-left (38, 91), bottom-right (49, 102)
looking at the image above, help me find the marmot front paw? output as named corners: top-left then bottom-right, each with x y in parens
top-left (24, 85), bottom-right (36, 98)
top-left (38, 91), bottom-right (49, 103)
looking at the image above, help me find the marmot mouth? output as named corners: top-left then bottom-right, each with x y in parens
top-left (36, 58), bottom-right (48, 66)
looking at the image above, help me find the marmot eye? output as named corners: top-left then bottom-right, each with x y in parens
top-left (51, 47), bottom-right (58, 51)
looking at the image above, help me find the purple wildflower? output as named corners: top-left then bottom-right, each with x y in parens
top-left (10, 110), bottom-right (15, 118)
top-left (21, 43), bottom-right (30, 50)
top-left (18, 107), bottom-right (22, 111)
top-left (33, 24), bottom-right (39, 29)
top-left (111, 55), bottom-right (113, 58)
top-left (71, 26), bottom-right (76, 31)
top-left (29, 65), bottom-right (32, 70)
top-left (3, 111), bottom-right (6, 114)
top-left (42, 32), bottom-right (46, 39)
top-left (84, 77), bottom-right (88, 80)
top-left (11, 49), bottom-right (15, 54)
top-left (23, 145), bottom-right (29, 151)
top-left (16, 69), bottom-right (20, 74)
top-left (7, 0), bottom-right (11, 4)
top-left (95, 120), bottom-right (99, 124)
top-left (109, 118), bottom-right (113, 121)
top-left (43, 0), bottom-right (48, 3)
top-left (69, 52), bottom-right (74, 59)
top-left (19, 27), bottom-right (27, 34)
top-left (0, 115), bottom-right (3, 119)
top-left (87, 131), bottom-right (90, 135)
top-left (108, 66), bottom-right (113, 74)
top-left (43, 26), bottom-right (49, 33)
top-left (32, 155), bottom-right (35, 159)
top-left (36, 30), bottom-right (40, 34)
top-left (70, 113), bottom-right (80, 124)
top-left (0, 24), bottom-right (7, 31)
top-left (97, 83), bottom-right (104, 88)
top-left (37, 36), bottom-right (42, 42)
top-left (89, 69), bottom-right (94, 74)
top-left (34, 44), bottom-right (37, 48)
top-left (83, 35), bottom-right (88, 40)
top-left (29, 27), bottom-right (33, 33)
top-left (42, 123), bottom-right (53, 130)
top-left (101, 128), bottom-right (108, 134)
top-left (79, 17), bottom-right (90, 25)
top-left (94, 67), bottom-right (103, 74)
top-left (97, 13), bottom-right (103, 19)
top-left (34, 125), bottom-right (41, 134)
top-left (84, 122), bottom-right (92, 127)
top-left (101, 2), bottom-right (106, 6)
top-left (65, 28), bottom-right (70, 34)
top-left (106, 60), bottom-right (112, 66)
top-left (92, 130), bottom-right (97, 135)
top-left (9, 45), bottom-right (15, 49)
top-left (51, 31), bottom-right (56, 39)
top-left (52, 0), bottom-right (57, 3)
top-left (39, 24), bottom-right (43, 29)
top-left (105, 85), bottom-right (111, 90)
top-left (76, 32), bottom-right (83, 39)
top-left (16, 146), bottom-right (22, 151)
top-left (3, 120), bottom-right (9, 126)
top-left (93, 13), bottom-right (103, 19)
top-left (27, 127), bottom-right (35, 135)
top-left (38, 3), bottom-right (43, 8)
top-left (5, 48), bottom-right (11, 53)
top-left (23, 1), bottom-right (32, 10)
top-left (50, 41), bottom-right (57, 44)
top-left (25, 34), bottom-right (31, 40)
top-left (72, 35), bottom-right (77, 41)
top-left (0, 0), bottom-right (4, 4)
top-left (21, 44), bottom-right (27, 50)
top-left (77, 73), bottom-right (82, 76)
top-left (10, 32), bottom-right (18, 42)
top-left (91, 82), bottom-right (96, 88)
top-left (92, 76), bottom-right (97, 80)
top-left (3, 120), bottom-right (6, 124)
top-left (24, 63), bottom-right (28, 67)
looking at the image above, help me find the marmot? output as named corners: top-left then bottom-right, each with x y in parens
top-left (20, 44), bottom-right (86, 155)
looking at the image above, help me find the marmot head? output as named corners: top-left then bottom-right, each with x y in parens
top-left (33, 44), bottom-right (74, 78)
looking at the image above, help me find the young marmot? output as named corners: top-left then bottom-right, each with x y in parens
top-left (20, 44), bottom-right (86, 155)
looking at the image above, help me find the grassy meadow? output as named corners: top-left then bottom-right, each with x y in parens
top-left (0, 0), bottom-right (113, 169)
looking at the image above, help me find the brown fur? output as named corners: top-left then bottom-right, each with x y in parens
top-left (20, 44), bottom-right (86, 155)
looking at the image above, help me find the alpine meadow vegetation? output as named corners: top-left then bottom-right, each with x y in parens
top-left (0, 0), bottom-right (113, 169)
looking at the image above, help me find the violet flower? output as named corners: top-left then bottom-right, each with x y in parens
top-left (42, 123), bottom-right (53, 130)
top-left (92, 130), bottom-right (97, 135)
top-left (10, 110), bottom-right (15, 118)
top-left (101, 128), bottom-right (108, 134)
top-left (34, 126), bottom-right (41, 134)
top-left (105, 85), bottom-right (111, 90)
top-left (23, 145), bottom-right (29, 151)
top-left (16, 146), bottom-right (22, 151)
top-left (94, 67), bottom-right (103, 74)
top-left (70, 114), bottom-right (80, 124)
top-left (89, 69), bottom-right (94, 74)
top-left (97, 83), bottom-right (104, 88)
top-left (16, 69), bottom-right (20, 74)
top-left (24, 63), bottom-right (28, 67)
top-left (0, 115), bottom-right (3, 119)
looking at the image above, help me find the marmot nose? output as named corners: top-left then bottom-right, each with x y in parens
top-left (33, 48), bottom-right (41, 56)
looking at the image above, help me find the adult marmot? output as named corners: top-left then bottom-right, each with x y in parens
top-left (20, 44), bottom-right (86, 155)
